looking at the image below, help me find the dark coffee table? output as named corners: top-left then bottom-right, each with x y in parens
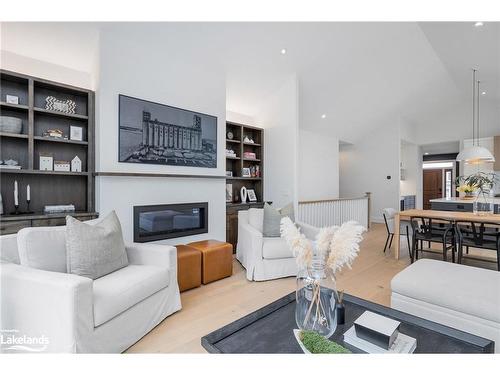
top-left (201, 292), bottom-right (494, 353)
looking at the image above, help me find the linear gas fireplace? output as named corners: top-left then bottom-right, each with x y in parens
top-left (133, 202), bottom-right (208, 242)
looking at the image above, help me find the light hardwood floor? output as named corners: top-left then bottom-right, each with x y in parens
top-left (126, 222), bottom-right (496, 353)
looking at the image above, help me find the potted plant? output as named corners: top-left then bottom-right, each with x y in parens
top-left (455, 176), bottom-right (477, 199)
top-left (458, 172), bottom-right (497, 215)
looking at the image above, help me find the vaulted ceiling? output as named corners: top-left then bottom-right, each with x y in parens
top-left (2, 22), bottom-right (498, 144)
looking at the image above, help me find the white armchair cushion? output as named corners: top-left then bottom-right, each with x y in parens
top-left (93, 264), bottom-right (170, 327)
top-left (15, 216), bottom-right (104, 272)
top-left (17, 226), bottom-right (67, 272)
top-left (0, 234), bottom-right (20, 264)
top-left (248, 208), bottom-right (264, 233)
top-left (262, 237), bottom-right (294, 260)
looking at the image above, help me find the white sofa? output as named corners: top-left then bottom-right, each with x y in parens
top-left (236, 208), bottom-right (319, 281)
top-left (0, 225), bottom-right (181, 353)
top-left (391, 259), bottom-right (500, 352)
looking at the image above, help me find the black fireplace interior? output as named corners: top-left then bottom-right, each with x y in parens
top-left (134, 202), bottom-right (208, 242)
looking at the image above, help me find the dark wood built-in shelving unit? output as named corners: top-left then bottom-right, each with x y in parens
top-left (225, 121), bottom-right (265, 248)
top-left (0, 69), bottom-right (97, 234)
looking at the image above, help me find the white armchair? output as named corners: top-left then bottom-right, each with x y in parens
top-left (236, 208), bottom-right (319, 281)
top-left (0, 229), bottom-right (181, 353)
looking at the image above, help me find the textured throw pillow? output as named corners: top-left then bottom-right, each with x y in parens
top-left (66, 211), bottom-right (128, 279)
top-left (263, 203), bottom-right (285, 237)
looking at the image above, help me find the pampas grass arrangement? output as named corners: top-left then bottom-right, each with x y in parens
top-left (281, 218), bottom-right (365, 332)
top-left (280, 218), bottom-right (365, 274)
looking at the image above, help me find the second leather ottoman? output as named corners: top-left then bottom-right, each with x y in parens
top-left (176, 245), bottom-right (202, 292)
top-left (187, 240), bottom-right (233, 284)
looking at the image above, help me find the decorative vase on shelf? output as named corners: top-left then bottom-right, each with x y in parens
top-left (473, 189), bottom-right (494, 216)
top-left (295, 255), bottom-right (338, 339)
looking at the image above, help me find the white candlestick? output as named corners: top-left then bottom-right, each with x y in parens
top-left (14, 180), bottom-right (18, 206)
top-left (27, 184), bottom-right (30, 201)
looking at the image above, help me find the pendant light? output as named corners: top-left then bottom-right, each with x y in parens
top-left (456, 69), bottom-right (495, 164)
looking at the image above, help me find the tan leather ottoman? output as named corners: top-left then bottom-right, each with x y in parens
top-left (176, 245), bottom-right (202, 292)
top-left (187, 240), bottom-right (233, 284)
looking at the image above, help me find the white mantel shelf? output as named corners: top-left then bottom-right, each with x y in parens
top-left (94, 172), bottom-right (226, 179)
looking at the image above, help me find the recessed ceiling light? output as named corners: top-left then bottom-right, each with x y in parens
top-left (280, 48), bottom-right (287, 55)
top-left (321, 114), bottom-right (326, 119)
top-left (424, 152), bottom-right (429, 155)
top-left (481, 91), bottom-right (486, 95)
top-left (474, 22), bottom-right (484, 27)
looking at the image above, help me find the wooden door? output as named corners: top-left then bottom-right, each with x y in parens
top-left (423, 170), bottom-right (443, 209)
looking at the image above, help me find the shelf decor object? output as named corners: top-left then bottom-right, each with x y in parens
top-left (45, 96), bottom-right (76, 114)
top-left (456, 69), bottom-right (495, 164)
top-left (0, 69), bottom-right (97, 234)
top-left (6, 95), bottom-right (19, 104)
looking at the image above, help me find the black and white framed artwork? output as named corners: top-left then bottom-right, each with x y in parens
top-left (118, 95), bottom-right (217, 168)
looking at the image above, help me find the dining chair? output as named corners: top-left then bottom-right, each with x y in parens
top-left (382, 208), bottom-right (411, 256)
top-left (409, 217), bottom-right (455, 264)
top-left (455, 221), bottom-right (500, 271)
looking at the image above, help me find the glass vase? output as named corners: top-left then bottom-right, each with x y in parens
top-left (295, 257), bottom-right (338, 338)
top-left (473, 190), bottom-right (494, 216)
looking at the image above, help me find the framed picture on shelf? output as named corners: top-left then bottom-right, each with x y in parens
top-left (225, 171), bottom-right (233, 177)
top-left (6, 95), bottom-right (19, 104)
top-left (226, 184), bottom-right (233, 203)
top-left (242, 167), bottom-right (251, 177)
top-left (247, 189), bottom-right (257, 202)
top-left (70, 126), bottom-right (83, 141)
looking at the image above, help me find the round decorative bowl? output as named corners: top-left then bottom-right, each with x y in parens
top-left (0, 116), bottom-right (23, 134)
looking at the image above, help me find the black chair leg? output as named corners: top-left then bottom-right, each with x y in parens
top-left (466, 246), bottom-right (469, 254)
top-left (442, 242), bottom-right (447, 261)
top-left (388, 234), bottom-right (394, 249)
top-left (383, 233), bottom-right (390, 253)
top-left (406, 227), bottom-right (411, 257)
top-left (428, 241), bottom-right (431, 249)
top-left (497, 249), bottom-right (500, 272)
top-left (411, 237), bottom-right (417, 263)
top-left (415, 239), bottom-right (419, 261)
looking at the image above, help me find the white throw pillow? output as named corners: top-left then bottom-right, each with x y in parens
top-left (248, 208), bottom-right (264, 233)
top-left (66, 211), bottom-right (128, 279)
top-left (17, 226), bottom-right (67, 272)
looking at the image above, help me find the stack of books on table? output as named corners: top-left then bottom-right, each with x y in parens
top-left (343, 311), bottom-right (417, 353)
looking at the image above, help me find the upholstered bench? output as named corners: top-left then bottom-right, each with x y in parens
top-left (176, 245), bottom-right (202, 292)
top-left (391, 259), bottom-right (500, 353)
top-left (187, 240), bottom-right (233, 284)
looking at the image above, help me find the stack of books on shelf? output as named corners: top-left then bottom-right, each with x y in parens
top-left (0, 165), bottom-right (21, 170)
top-left (343, 311), bottom-right (417, 353)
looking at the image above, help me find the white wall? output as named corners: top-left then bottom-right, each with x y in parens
top-left (255, 76), bottom-right (299, 208)
top-left (400, 141), bottom-right (423, 209)
top-left (298, 129), bottom-right (339, 201)
top-left (0, 50), bottom-right (93, 89)
top-left (339, 121), bottom-right (400, 222)
top-left (226, 111), bottom-right (256, 127)
top-left (96, 25), bottom-right (226, 243)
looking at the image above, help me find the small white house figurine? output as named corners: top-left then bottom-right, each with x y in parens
top-left (71, 156), bottom-right (82, 172)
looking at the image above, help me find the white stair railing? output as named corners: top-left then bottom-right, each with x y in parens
top-left (298, 193), bottom-right (371, 229)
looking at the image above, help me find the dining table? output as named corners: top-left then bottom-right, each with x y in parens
top-left (393, 209), bottom-right (500, 259)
